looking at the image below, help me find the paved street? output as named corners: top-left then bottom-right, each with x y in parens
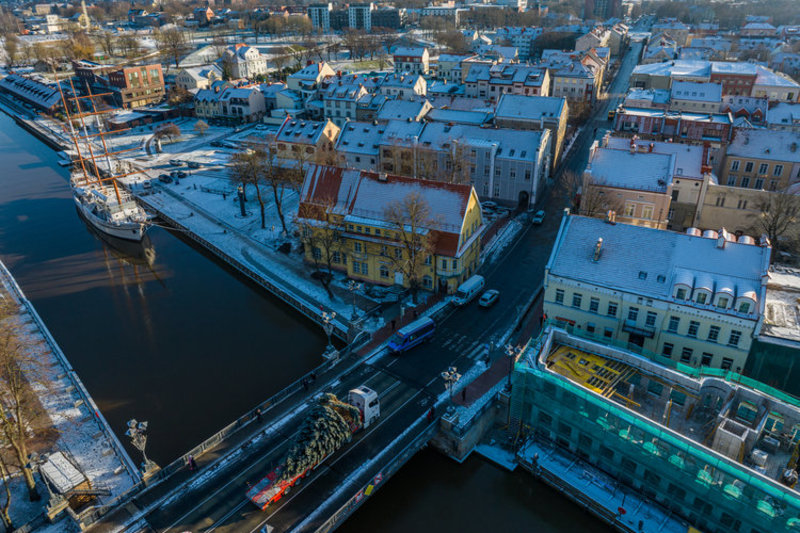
top-left (101, 35), bottom-right (648, 533)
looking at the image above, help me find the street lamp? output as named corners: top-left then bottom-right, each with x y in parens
top-left (441, 366), bottom-right (461, 402)
top-left (347, 280), bottom-right (362, 321)
top-left (505, 344), bottom-right (522, 392)
top-left (322, 311), bottom-right (336, 356)
top-left (126, 419), bottom-right (157, 474)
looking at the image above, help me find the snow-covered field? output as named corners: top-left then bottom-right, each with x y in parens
top-left (0, 262), bottom-right (136, 531)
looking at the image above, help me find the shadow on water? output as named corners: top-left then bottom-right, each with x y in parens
top-left (0, 112), bottom-right (327, 463)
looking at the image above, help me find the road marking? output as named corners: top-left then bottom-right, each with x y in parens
top-left (247, 386), bottom-right (427, 533)
top-left (465, 343), bottom-right (485, 360)
top-left (162, 379), bottom-right (402, 533)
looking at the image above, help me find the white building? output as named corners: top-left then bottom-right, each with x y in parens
top-left (392, 47), bottom-right (430, 76)
top-left (222, 44), bottom-right (268, 80)
top-left (544, 214), bottom-right (771, 372)
top-left (175, 64), bottom-right (223, 91)
top-left (348, 3), bottom-right (374, 31)
top-left (307, 3), bottom-right (332, 32)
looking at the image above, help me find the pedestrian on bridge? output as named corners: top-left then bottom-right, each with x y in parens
top-left (255, 408), bottom-right (262, 423)
top-left (187, 455), bottom-right (197, 471)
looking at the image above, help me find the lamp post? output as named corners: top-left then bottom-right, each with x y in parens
top-left (322, 311), bottom-right (336, 356)
top-left (347, 280), bottom-right (362, 321)
top-left (505, 344), bottom-right (522, 392)
top-left (441, 366), bottom-right (461, 403)
top-left (126, 419), bottom-right (157, 474)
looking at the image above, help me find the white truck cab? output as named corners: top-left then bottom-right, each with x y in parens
top-left (348, 386), bottom-right (380, 428)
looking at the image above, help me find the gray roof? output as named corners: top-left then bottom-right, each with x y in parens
top-left (587, 146), bottom-right (674, 191)
top-left (670, 81), bottom-right (722, 103)
top-left (727, 129), bottom-right (800, 161)
top-left (547, 215), bottom-right (769, 305)
top-left (495, 94), bottom-right (565, 121)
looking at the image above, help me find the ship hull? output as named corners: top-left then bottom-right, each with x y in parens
top-left (73, 195), bottom-right (146, 242)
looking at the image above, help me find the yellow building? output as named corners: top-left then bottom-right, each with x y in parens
top-left (275, 117), bottom-right (340, 165)
top-left (297, 166), bottom-right (485, 294)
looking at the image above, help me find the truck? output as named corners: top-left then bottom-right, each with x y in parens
top-left (246, 387), bottom-right (380, 510)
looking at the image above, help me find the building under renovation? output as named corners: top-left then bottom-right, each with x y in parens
top-left (512, 325), bottom-right (800, 533)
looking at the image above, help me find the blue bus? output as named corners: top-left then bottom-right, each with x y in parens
top-left (387, 317), bottom-right (436, 354)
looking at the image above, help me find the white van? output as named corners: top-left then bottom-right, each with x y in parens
top-left (453, 275), bottom-right (485, 306)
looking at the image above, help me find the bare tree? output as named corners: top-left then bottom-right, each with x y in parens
top-left (3, 33), bottom-right (19, 66)
top-left (752, 188), bottom-right (800, 260)
top-left (297, 201), bottom-right (342, 299)
top-left (155, 27), bottom-right (190, 68)
top-left (194, 119), bottom-right (209, 136)
top-left (154, 123), bottom-right (181, 142)
top-left (578, 175), bottom-right (625, 218)
top-left (98, 30), bottom-right (116, 58)
top-left (0, 439), bottom-right (13, 531)
top-left (383, 192), bottom-right (437, 303)
top-left (118, 33), bottom-right (142, 58)
top-left (230, 148), bottom-right (269, 229)
top-left (0, 300), bottom-right (42, 501)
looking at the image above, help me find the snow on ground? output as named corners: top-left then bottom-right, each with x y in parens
top-left (0, 263), bottom-right (136, 531)
top-left (481, 216), bottom-right (525, 265)
top-left (518, 440), bottom-right (690, 533)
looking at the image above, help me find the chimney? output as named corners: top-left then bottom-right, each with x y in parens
top-left (593, 237), bottom-right (603, 261)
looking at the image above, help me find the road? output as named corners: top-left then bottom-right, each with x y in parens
top-left (133, 39), bottom-right (646, 533)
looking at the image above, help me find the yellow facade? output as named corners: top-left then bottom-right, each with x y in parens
top-left (302, 190), bottom-right (484, 293)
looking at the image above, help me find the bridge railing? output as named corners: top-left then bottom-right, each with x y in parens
top-left (313, 420), bottom-right (439, 533)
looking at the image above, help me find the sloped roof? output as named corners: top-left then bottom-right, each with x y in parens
top-left (299, 166), bottom-right (477, 255)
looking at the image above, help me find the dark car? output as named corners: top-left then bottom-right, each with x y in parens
top-left (210, 140), bottom-right (224, 147)
top-left (187, 161), bottom-right (201, 169)
top-left (158, 174), bottom-right (172, 184)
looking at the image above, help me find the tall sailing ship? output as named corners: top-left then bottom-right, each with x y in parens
top-left (56, 75), bottom-right (149, 241)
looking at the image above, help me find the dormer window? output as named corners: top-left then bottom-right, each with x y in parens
top-left (717, 297), bottom-right (729, 309)
top-left (676, 288), bottom-right (687, 300)
top-left (696, 292), bottom-right (707, 304)
top-left (739, 301), bottom-right (751, 313)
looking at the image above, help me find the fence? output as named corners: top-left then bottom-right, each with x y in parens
top-left (0, 260), bottom-right (141, 483)
top-left (139, 187), bottom-right (351, 339)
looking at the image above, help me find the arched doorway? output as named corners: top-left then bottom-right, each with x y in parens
top-left (518, 191), bottom-right (530, 210)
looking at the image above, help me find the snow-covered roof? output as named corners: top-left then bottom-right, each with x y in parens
top-left (726, 129), bottom-right (800, 161)
top-left (393, 46), bottom-right (427, 58)
top-left (754, 66), bottom-right (800, 88)
top-left (619, 107), bottom-right (732, 124)
top-left (336, 121), bottom-right (383, 155)
top-left (548, 215), bottom-right (770, 308)
top-left (276, 118), bottom-right (331, 145)
top-left (437, 53), bottom-right (474, 63)
top-left (495, 94), bottom-right (566, 121)
top-left (766, 102), bottom-right (800, 127)
top-left (670, 81), bottom-right (722, 103)
top-left (299, 166), bottom-right (477, 255)
top-left (377, 99), bottom-right (431, 122)
top-left (40, 452), bottom-right (86, 494)
top-left (710, 62), bottom-right (758, 76)
top-left (426, 108), bottom-right (490, 126)
top-left (761, 266), bottom-right (800, 343)
top-left (624, 88), bottom-right (671, 106)
top-left (604, 136), bottom-right (706, 180)
top-left (0, 74), bottom-right (63, 109)
top-left (587, 146), bottom-right (674, 191)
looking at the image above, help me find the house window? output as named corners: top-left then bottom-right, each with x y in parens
top-left (662, 343), bottom-right (674, 358)
top-left (555, 289), bottom-right (564, 304)
top-left (603, 327), bottom-right (613, 338)
top-left (624, 203), bottom-right (636, 217)
top-left (754, 178), bottom-right (763, 190)
top-left (676, 288), bottom-right (687, 300)
top-left (737, 199), bottom-right (748, 209)
top-left (642, 205), bottom-right (654, 219)
top-left (730, 160), bottom-right (740, 171)
top-left (572, 293), bottom-right (583, 308)
top-left (354, 242), bottom-right (362, 252)
top-left (395, 248), bottom-right (402, 259)
top-left (607, 302), bottom-right (618, 317)
top-left (361, 262), bottom-right (369, 275)
top-left (696, 292), bottom-right (707, 304)
top-left (589, 297), bottom-right (599, 313)
top-left (424, 255), bottom-right (432, 266)
top-left (708, 325), bottom-right (720, 342)
top-left (688, 320), bottom-right (700, 337)
top-left (745, 162), bottom-right (754, 172)
top-left (721, 357), bottom-right (733, 370)
top-left (628, 307), bottom-right (639, 321)
top-left (680, 347), bottom-right (693, 363)
top-left (727, 176), bottom-right (736, 186)
top-left (586, 323), bottom-right (596, 334)
top-left (758, 163), bottom-right (769, 174)
top-left (774, 164), bottom-right (783, 176)
top-left (728, 330), bottom-right (742, 346)
top-left (312, 247), bottom-right (321, 260)
top-left (380, 265), bottom-right (389, 278)
top-left (741, 177), bottom-right (750, 188)
top-left (667, 316), bottom-right (680, 332)
top-left (423, 275), bottom-right (433, 288)
top-left (739, 301), bottom-right (751, 314)
top-left (717, 297), bottom-right (729, 308)
top-left (701, 352), bottom-right (713, 366)
top-left (645, 311), bottom-right (657, 327)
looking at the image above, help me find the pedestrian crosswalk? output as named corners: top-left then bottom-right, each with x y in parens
top-left (439, 328), bottom-right (491, 361)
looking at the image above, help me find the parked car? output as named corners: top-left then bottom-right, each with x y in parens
top-left (158, 174), bottom-right (172, 184)
top-left (478, 289), bottom-right (500, 308)
top-left (531, 210), bottom-right (545, 225)
top-left (171, 170), bottom-right (187, 179)
top-left (187, 161), bottom-right (201, 169)
top-left (210, 140), bottom-right (224, 147)
top-left (169, 159), bottom-right (183, 166)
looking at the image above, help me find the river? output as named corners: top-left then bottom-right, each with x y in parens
top-left (0, 109), bottom-right (609, 532)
